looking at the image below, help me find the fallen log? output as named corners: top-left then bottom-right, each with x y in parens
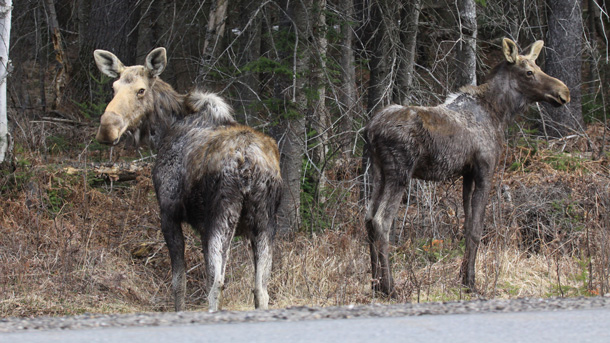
top-left (64, 162), bottom-right (150, 183)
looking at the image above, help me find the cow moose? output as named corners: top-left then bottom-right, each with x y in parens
top-left (94, 47), bottom-right (282, 312)
top-left (364, 38), bottom-right (570, 296)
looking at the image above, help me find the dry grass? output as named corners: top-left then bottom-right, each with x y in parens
top-left (1, 123), bottom-right (610, 317)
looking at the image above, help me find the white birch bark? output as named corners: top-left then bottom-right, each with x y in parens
top-left (0, 0), bottom-right (12, 163)
top-left (203, 0), bottom-right (229, 62)
top-left (455, 0), bottom-right (477, 88)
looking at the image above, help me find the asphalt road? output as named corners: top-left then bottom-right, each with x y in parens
top-left (3, 307), bottom-right (609, 343)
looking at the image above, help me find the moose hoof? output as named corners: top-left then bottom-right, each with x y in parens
top-left (459, 277), bottom-right (478, 295)
top-left (372, 284), bottom-right (397, 300)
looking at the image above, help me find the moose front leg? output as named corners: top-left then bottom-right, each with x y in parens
top-left (460, 171), bottom-right (491, 290)
top-left (462, 174), bottom-right (474, 231)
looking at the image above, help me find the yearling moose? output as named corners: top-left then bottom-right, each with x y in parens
top-left (365, 38), bottom-right (570, 296)
top-left (94, 47), bottom-right (282, 312)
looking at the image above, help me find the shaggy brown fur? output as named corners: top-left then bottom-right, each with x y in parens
top-left (94, 48), bottom-right (282, 312)
top-left (364, 38), bottom-right (570, 295)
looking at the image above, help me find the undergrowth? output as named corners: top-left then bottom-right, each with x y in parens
top-left (1, 123), bottom-right (610, 317)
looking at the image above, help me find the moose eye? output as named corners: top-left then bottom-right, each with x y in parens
top-left (137, 88), bottom-right (146, 96)
top-left (526, 71), bottom-right (534, 76)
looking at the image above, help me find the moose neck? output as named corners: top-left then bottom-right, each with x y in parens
top-left (473, 62), bottom-right (530, 131)
top-left (142, 79), bottom-right (187, 150)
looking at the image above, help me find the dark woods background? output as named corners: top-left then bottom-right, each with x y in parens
top-left (7, 0), bottom-right (609, 233)
top-left (5, 0), bottom-right (610, 315)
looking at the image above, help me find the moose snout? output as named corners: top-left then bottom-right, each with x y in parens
top-left (545, 84), bottom-right (571, 108)
top-left (559, 88), bottom-right (571, 105)
top-left (96, 111), bottom-right (125, 145)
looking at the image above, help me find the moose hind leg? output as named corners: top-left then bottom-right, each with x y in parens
top-left (251, 229), bottom-right (272, 309)
top-left (161, 214), bottom-right (186, 312)
top-left (202, 203), bottom-right (242, 312)
top-left (365, 156), bottom-right (384, 226)
top-left (368, 178), bottom-right (404, 296)
top-left (364, 157), bottom-right (385, 291)
top-left (243, 185), bottom-right (277, 310)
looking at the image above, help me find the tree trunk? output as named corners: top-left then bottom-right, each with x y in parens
top-left (394, 0), bottom-right (421, 105)
top-left (543, 0), bottom-right (584, 137)
top-left (201, 0), bottom-right (229, 80)
top-left (81, 0), bottom-right (141, 65)
top-left (454, 0), bottom-right (477, 88)
top-left (366, 0), bottom-right (388, 115)
top-left (36, 7), bottom-right (47, 114)
top-left (310, 0), bottom-right (330, 203)
top-left (76, 0), bottom-right (88, 58)
top-left (589, 0), bottom-right (609, 43)
top-left (273, 0), bottom-right (310, 233)
top-left (339, 0), bottom-right (357, 157)
top-left (75, 0), bottom-right (141, 103)
top-left (361, 0), bottom-right (389, 205)
top-left (0, 0), bottom-right (11, 164)
top-left (43, 0), bottom-right (69, 109)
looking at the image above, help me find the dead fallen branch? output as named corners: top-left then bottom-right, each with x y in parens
top-left (31, 117), bottom-right (96, 127)
top-left (64, 162), bottom-right (150, 182)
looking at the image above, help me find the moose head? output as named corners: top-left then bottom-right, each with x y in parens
top-left (501, 38), bottom-right (570, 107)
top-left (93, 48), bottom-right (167, 145)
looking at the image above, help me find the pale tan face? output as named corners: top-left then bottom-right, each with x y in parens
top-left (96, 67), bottom-right (154, 145)
top-left (502, 38), bottom-right (570, 107)
top-left (93, 47), bottom-right (167, 145)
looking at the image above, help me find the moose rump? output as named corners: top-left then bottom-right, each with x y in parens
top-left (93, 47), bottom-right (282, 312)
top-left (153, 115), bottom-right (282, 311)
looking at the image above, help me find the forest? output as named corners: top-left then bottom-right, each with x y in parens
top-left (1, 0), bottom-right (610, 315)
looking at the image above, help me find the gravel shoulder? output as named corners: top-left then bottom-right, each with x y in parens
top-left (2, 296), bottom-right (610, 333)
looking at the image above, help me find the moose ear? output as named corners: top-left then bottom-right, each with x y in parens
top-left (502, 38), bottom-right (519, 64)
top-left (525, 40), bottom-right (544, 61)
top-left (93, 49), bottom-right (125, 78)
top-left (145, 47), bottom-right (167, 78)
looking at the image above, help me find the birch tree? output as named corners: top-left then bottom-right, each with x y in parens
top-left (0, 0), bottom-right (11, 164)
top-left (455, 0), bottom-right (477, 88)
top-left (201, 0), bottom-right (229, 81)
top-left (43, 0), bottom-right (68, 108)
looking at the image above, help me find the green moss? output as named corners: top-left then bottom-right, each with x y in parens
top-left (542, 152), bottom-right (585, 172)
